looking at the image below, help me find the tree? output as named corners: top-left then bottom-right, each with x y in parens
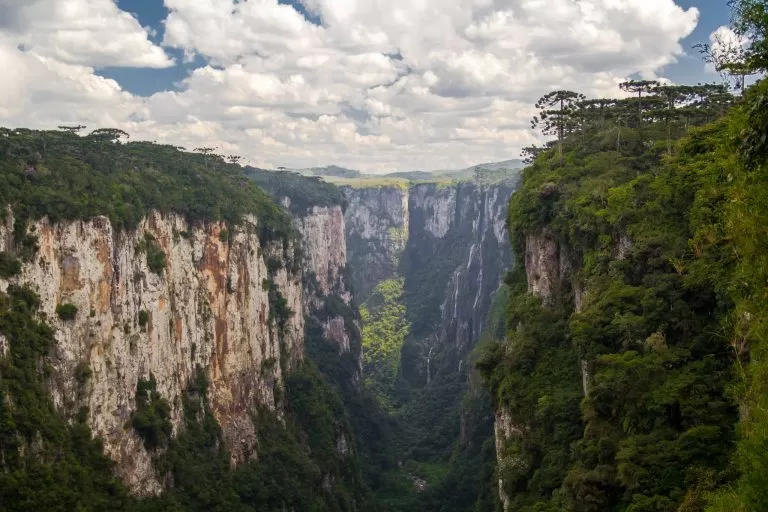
top-left (574, 98), bottom-right (617, 132)
top-left (729, 0), bottom-right (768, 72)
top-left (694, 30), bottom-right (759, 94)
top-left (532, 90), bottom-right (586, 165)
top-left (57, 125), bottom-right (86, 134)
top-left (227, 155), bottom-right (242, 165)
top-left (619, 80), bottom-right (660, 126)
top-left (521, 145), bottom-right (545, 165)
top-left (88, 128), bottom-right (129, 143)
top-left (194, 147), bottom-right (215, 156)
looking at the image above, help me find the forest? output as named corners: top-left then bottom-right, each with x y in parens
top-left (478, 1), bottom-right (768, 510)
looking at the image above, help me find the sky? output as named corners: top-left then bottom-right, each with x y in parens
top-left (0, 0), bottom-right (732, 172)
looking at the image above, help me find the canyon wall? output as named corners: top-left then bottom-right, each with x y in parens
top-left (0, 210), bottom-right (303, 494)
top-left (343, 180), bottom-right (517, 379)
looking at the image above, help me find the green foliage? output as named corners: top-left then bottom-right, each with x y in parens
top-left (74, 361), bottom-right (92, 386)
top-left (263, 278), bottom-right (294, 335)
top-left (138, 310), bottom-right (149, 330)
top-left (245, 167), bottom-right (346, 214)
top-left (360, 278), bottom-right (410, 411)
top-left (131, 374), bottom-right (172, 451)
top-left (482, 82), bottom-right (749, 511)
top-left (705, 77), bottom-right (768, 511)
top-left (729, 0), bottom-right (768, 72)
top-left (0, 285), bottom-right (130, 509)
top-left (266, 256), bottom-right (283, 274)
top-left (55, 302), bottom-right (78, 321)
top-left (0, 251), bottom-right (21, 278)
top-left (0, 128), bottom-right (294, 246)
top-left (137, 234), bottom-right (166, 275)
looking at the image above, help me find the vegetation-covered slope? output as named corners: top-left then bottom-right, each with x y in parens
top-left (244, 166), bottom-right (346, 215)
top-left (0, 129), bottom-right (376, 510)
top-left (0, 128), bottom-right (293, 243)
top-left (479, 2), bottom-right (768, 508)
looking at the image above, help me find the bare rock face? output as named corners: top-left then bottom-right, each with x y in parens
top-left (296, 205), bottom-right (349, 300)
top-left (0, 210), bottom-right (304, 494)
top-left (524, 231), bottom-right (570, 306)
top-left (494, 405), bottom-right (525, 511)
top-left (409, 184), bottom-right (456, 238)
top-left (293, 204), bottom-right (361, 388)
top-left (342, 186), bottom-right (409, 298)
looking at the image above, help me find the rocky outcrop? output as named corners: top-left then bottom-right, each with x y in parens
top-left (0, 210), bottom-right (303, 494)
top-left (524, 230), bottom-right (576, 306)
top-left (494, 405), bottom-right (525, 511)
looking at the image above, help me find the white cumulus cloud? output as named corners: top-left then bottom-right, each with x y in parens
top-left (0, 0), bottom-right (700, 172)
top-left (0, 0), bottom-right (173, 68)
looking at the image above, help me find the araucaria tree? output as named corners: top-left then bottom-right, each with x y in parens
top-left (532, 90), bottom-right (586, 165)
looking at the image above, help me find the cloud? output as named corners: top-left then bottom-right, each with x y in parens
top-left (0, 0), bottom-right (173, 68)
top-left (0, 0), bottom-right (700, 172)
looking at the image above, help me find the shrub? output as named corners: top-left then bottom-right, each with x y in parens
top-left (0, 251), bottom-right (21, 278)
top-left (266, 256), bottom-right (283, 274)
top-left (131, 374), bottom-right (172, 451)
top-left (139, 235), bottom-right (167, 275)
top-left (74, 361), bottom-right (92, 385)
top-left (138, 310), bottom-right (149, 330)
top-left (56, 303), bottom-right (78, 321)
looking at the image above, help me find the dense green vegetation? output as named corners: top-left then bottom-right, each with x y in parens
top-left (0, 128), bottom-right (293, 244)
top-left (478, 4), bottom-right (768, 508)
top-left (136, 234), bottom-right (167, 275)
top-left (55, 302), bottom-right (78, 321)
top-left (245, 167), bottom-right (346, 215)
top-left (0, 285), bottom-right (130, 510)
top-left (131, 375), bottom-right (173, 452)
top-left (0, 252), bottom-right (21, 278)
top-left (360, 278), bottom-right (410, 412)
top-left (128, 364), bottom-right (369, 512)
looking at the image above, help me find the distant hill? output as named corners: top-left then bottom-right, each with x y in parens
top-left (269, 159), bottom-right (525, 186)
top-left (278, 165), bottom-right (362, 179)
top-left (431, 159), bottom-right (526, 180)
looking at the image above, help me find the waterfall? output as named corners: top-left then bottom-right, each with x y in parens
top-left (426, 346), bottom-right (434, 385)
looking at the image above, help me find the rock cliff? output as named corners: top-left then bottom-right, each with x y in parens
top-left (343, 185), bottom-right (409, 299)
top-left (343, 181), bottom-right (517, 380)
top-left (295, 205), bottom-right (354, 353)
top-left (0, 209), bottom-right (303, 494)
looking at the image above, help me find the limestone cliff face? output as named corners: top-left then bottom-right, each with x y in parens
top-left (295, 205), bottom-right (353, 352)
top-left (344, 180), bottom-right (517, 380)
top-left (295, 205), bottom-right (349, 301)
top-left (342, 186), bottom-right (409, 299)
top-left (0, 210), bottom-right (303, 494)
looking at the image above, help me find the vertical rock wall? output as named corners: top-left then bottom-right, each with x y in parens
top-left (0, 210), bottom-right (304, 494)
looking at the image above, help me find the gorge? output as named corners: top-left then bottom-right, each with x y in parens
top-left (0, 130), bottom-right (520, 511)
top-left (4, 63), bottom-right (768, 512)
